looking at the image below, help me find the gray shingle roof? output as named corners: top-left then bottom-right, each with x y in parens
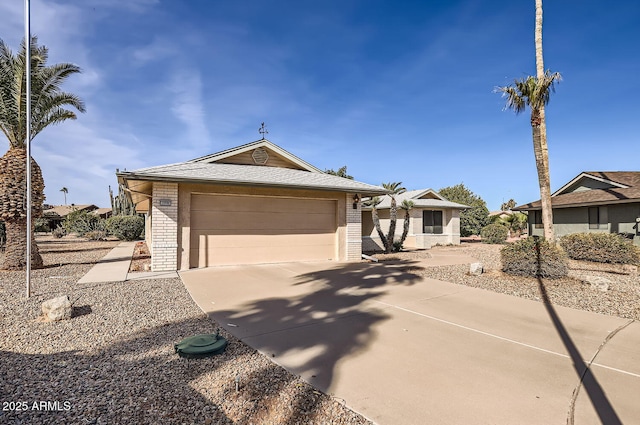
top-left (119, 161), bottom-right (387, 195)
top-left (363, 189), bottom-right (469, 210)
top-left (515, 171), bottom-right (640, 210)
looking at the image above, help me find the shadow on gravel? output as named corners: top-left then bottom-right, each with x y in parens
top-left (214, 260), bottom-right (424, 394)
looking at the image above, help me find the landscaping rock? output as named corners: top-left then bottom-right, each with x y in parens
top-left (42, 295), bottom-right (73, 321)
top-left (469, 262), bottom-right (483, 276)
top-left (582, 276), bottom-right (611, 292)
top-left (622, 264), bottom-right (638, 275)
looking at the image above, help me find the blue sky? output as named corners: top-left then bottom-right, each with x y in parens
top-left (1, 0), bottom-right (638, 210)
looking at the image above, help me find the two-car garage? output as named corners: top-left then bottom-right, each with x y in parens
top-left (117, 140), bottom-right (387, 272)
top-left (189, 194), bottom-right (338, 268)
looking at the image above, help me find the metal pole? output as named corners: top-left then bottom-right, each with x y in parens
top-left (25, 0), bottom-right (32, 298)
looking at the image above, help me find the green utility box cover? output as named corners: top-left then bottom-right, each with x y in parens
top-left (174, 332), bottom-right (228, 358)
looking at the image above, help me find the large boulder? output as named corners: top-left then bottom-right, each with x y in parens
top-left (42, 295), bottom-right (72, 321)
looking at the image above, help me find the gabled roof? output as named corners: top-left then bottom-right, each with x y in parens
top-left (515, 171), bottom-right (640, 210)
top-left (363, 189), bottom-right (469, 210)
top-left (189, 139), bottom-right (323, 172)
top-left (117, 140), bottom-right (388, 203)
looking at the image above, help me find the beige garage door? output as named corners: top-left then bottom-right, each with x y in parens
top-left (190, 194), bottom-right (337, 267)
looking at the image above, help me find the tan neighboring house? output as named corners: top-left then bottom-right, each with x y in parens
top-left (116, 139), bottom-right (387, 271)
top-left (362, 189), bottom-right (468, 251)
top-left (515, 171), bottom-right (640, 245)
top-left (43, 204), bottom-right (99, 229)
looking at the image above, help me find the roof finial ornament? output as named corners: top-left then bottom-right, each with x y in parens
top-left (258, 122), bottom-right (268, 140)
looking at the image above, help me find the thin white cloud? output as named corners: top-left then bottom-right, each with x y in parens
top-left (168, 69), bottom-right (211, 153)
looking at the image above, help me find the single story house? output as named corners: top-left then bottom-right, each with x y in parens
top-left (42, 204), bottom-right (99, 230)
top-left (362, 189), bottom-right (468, 251)
top-left (116, 139), bottom-right (388, 271)
top-left (514, 171), bottom-right (640, 245)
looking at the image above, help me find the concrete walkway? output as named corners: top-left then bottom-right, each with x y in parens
top-left (77, 241), bottom-right (178, 283)
top-left (180, 259), bottom-right (640, 425)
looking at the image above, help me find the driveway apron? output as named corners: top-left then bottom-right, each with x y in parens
top-left (180, 259), bottom-right (640, 425)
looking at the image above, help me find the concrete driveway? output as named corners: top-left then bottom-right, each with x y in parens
top-left (180, 258), bottom-right (640, 425)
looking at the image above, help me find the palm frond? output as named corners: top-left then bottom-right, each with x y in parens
top-left (0, 36), bottom-right (84, 148)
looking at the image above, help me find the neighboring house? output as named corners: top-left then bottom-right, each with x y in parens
top-left (116, 139), bottom-right (387, 271)
top-left (42, 204), bottom-right (99, 230)
top-left (362, 189), bottom-right (468, 251)
top-left (93, 208), bottom-right (113, 220)
top-left (515, 171), bottom-right (640, 245)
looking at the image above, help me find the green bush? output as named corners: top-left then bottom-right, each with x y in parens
top-left (34, 217), bottom-right (50, 233)
top-left (63, 209), bottom-right (105, 237)
top-left (481, 223), bottom-right (509, 244)
top-left (560, 233), bottom-right (640, 265)
top-left (105, 215), bottom-right (144, 241)
top-left (501, 236), bottom-right (568, 278)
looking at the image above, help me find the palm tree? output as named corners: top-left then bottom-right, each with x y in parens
top-left (0, 36), bottom-right (85, 270)
top-left (399, 199), bottom-right (414, 249)
top-left (382, 182), bottom-right (406, 253)
top-left (60, 187), bottom-right (68, 205)
top-left (498, 73), bottom-right (560, 243)
top-left (363, 196), bottom-right (389, 253)
top-left (497, 0), bottom-right (560, 244)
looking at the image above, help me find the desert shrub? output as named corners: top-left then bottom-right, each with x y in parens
top-left (85, 230), bottom-right (108, 241)
top-left (105, 215), bottom-right (144, 241)
top-left (392, 241), bottom-right (403, 252)
top-left (63, 209), bottom-right (105, 237)
top-left (560, 233), bottom-right (640, 265)
top-left (34, 217), bottom-right (50, 233)
top-left (52, 226), bottom-right (66, 239)
top-left (480, 223), bottom-right (509, 244)
top-left (501, 236), bottom-right (568, 278)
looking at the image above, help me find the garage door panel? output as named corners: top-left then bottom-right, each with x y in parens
top-left (191, 194), bottom-right (336, 214)
top-left (190, 210), bottom-right (335, 231)
top-left (190, 194), bottom-right (338, 267)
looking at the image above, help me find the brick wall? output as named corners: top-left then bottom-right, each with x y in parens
top-left (151, 182), bottom-right (178, 271)
top-left (346, 193), bottom-right (362, 261)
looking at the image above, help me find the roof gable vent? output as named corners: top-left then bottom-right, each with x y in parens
top-left (252, 147), bottom-right (269, 165)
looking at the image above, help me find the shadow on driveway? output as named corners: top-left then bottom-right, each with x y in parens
top-left (208, 260), bottom-right (425, 392)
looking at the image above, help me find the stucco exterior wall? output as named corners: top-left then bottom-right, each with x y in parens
top-left (362, 207), bottom-right (462, 251)
top-left (528, 203), bottom-right (640, 246)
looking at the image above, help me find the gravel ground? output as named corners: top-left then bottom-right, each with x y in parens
top-left (2, 237), bottom-right (638, 424)
top-left (377, 243), bottom-right (640, 321)
top-left (0, 236), bottom-right (370, 425)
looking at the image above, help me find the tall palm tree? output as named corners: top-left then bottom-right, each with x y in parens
top-left (0, 36), bottom-right (85, 270)
top-left (399, 199), bottom-right (414, 249)
top-left (60, 187), bottom-right (68, 205)
top-left (497, 0), bottom-right (559, 243)
top-left (498, 72), bottom-right (560, 243)
top-left (382, 182), bottom-right (406, 253)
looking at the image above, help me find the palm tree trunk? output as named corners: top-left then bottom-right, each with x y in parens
top-left (2, 218), bottom-right (43, 270)
top-left (400, 209), bottom-right (411, 247)
top-left (534, 0), bottom-right (556, 243)
top-left (372, 208), bottom-right (389, 252)
top-left (535, 0), bottom-right (544, 78)
top-left (0, 148), bottom-right (46, 270)
top-left (386, 199), bottom-right (397, 253)
top-left (531, 118), bottom-right (555, 243)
